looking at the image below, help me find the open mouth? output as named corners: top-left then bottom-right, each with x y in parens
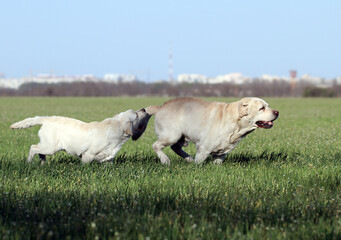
top-left (256, 121), bottom-right (274, 129)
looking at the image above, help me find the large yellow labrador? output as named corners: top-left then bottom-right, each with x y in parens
top-left (146, 97), bottom-right (279, 165)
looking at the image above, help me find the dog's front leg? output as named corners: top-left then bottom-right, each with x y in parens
top-left (99, 157), bottom-right (114, 163)
top-left (194, 146), bottom-right (210, 164)
top-left (230, 126), bottom-right (257, 144)
top-left (213, 154), bottom-right (226, 165)
top-left (81, 153), bottom-right (94, 164)
top-left (99, 155), bottom-right (116, 163)
top-left (99, 147), bottom-right (122, 163)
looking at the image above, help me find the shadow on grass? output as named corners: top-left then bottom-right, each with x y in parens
top-left (31, 150), bottom-right (298, 166)
top-left (24, 151), bottom-right (160, 166)
top-left (113, 152), bottom-right (160, 165)
top-left (0, 186), bottom-right (339, 239)
top-left (226, 150), bottom-right (298, 164)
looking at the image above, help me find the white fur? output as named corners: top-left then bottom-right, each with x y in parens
top-left (11, 110), bottom-right (147, 164)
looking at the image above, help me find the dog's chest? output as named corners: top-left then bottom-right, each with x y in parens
top-left (210, 138), bottom-right (239, 155)
top-left (93, 136), bottom-right (129, 159)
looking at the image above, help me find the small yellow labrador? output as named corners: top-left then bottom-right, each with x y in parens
top-left (146, 97), bottom-right (279, 165)
top-left (11, 109), bottom-right (150, 164)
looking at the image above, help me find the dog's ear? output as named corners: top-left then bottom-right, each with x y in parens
top-left (238, 101), bottom-right (249, 118)
top-left (131, 113), bottom-right (151, 141)
top-left (124, 120), bottom-right (134, 136)
top-left (123, 113), bottom-right (137, 137)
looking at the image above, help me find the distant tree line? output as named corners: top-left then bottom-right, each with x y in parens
top-left (0, 80), bottom-right (340, 97)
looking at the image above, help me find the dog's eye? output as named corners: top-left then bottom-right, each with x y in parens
top-left (259, 107), bottom-right (265, 111)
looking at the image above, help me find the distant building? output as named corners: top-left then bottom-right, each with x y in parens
top-left (261, 74), bottom-right (289, 82)
top-left (336, 77), bottom-right (341, 85)
top-left (103, 74), bottom-right (137, 83)
top-left (178, 73), bottom-right (248, 84)
top-left (0, 74), bottom-right (99, 89)
top-left (177, 74), bottom-right (208, 84)
top-left (300, 74), bottom-right (325, 86)
top-left (208, 73), bottom-right (247, 84)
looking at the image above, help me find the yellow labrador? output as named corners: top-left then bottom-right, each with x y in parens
top-left (146, 97), bottom-right (279, 165)
top-left (11, 109), bottom-right (150, 164)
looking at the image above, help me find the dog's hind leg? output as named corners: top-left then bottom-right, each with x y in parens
top-left (27, 144), bottom-right (57, 163)
top-left (27, 145), bottom-right (39, 162)
top-left (153, 120), bottom-right (183, 165)
top-left (39, 154), bottom-right (46, 165)
top-left (171, 136), bottom-right (193, 162)
top-left (153, 140), bottom-right (172, 165)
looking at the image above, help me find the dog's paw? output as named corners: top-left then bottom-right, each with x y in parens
top-left (185, 156), bottom-right (194, 163)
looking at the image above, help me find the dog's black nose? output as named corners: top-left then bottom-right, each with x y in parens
top-left (273, 110), bottom-right (279, 116)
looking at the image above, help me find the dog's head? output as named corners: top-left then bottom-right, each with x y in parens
top-left (237, 97), bottom-right (279, 129)
top-left (120, 109), bottom-right (152, 141)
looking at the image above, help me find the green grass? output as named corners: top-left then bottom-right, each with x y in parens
top-left (1, 97), bottom-right (341, 239)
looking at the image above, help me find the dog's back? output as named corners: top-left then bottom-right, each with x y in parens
top-left (152, 97), bottom-right (225, 136)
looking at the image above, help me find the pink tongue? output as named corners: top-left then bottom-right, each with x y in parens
top-left (267, 121), bottom-right (273, 125)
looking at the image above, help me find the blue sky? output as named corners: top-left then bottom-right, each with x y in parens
top-left (1, 0), bottom-right (340, 81)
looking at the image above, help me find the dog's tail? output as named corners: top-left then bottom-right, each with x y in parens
top-left (145, 105), bottom-right (161, 116)
top-left (10, 116), bottom-right (48, 129)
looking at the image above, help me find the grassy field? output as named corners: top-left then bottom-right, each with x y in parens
top-left (0, 97), bottom-right (341, 239)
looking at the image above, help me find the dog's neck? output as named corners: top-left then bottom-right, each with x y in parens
top-left (230, 116), bottom-right (257, 144)
top-left (230, 127), bottom-right (256, 144)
